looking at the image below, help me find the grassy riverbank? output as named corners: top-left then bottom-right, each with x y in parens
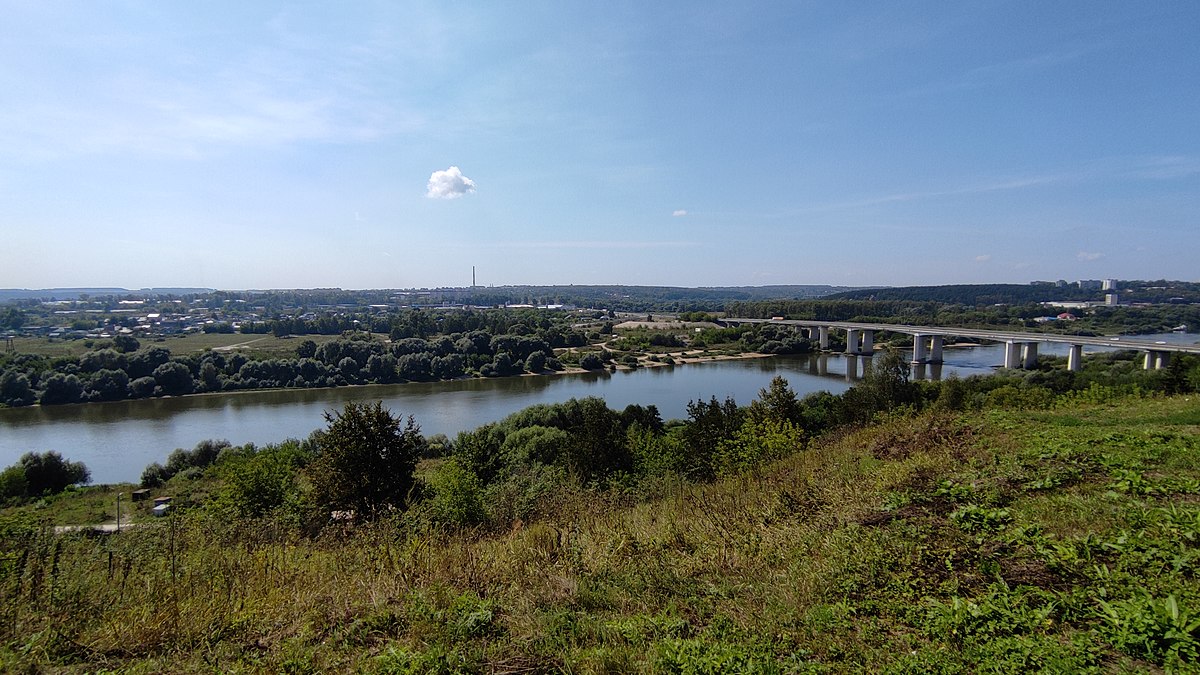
top-left (4, 393), bottom-right (1200, 672)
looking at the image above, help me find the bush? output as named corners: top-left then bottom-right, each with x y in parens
top-left (140, 462), bottom-right (169, 488)
top-left (0, 465), bottom-right (29, 502)
top-left (422, 459), bottom-right (487, 527)
top-left (12, 451), bottom-right (90, 497)
top-left (215, 442), bottom-right (306, 518)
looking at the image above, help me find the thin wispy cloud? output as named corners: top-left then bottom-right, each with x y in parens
top-left (905, 47), bottom-right (1095, 98)
top-left (1124, 155), bottom-right (1200, 180)
top-left (0, 10), bottom-right (420, 161)
top-left (426, 166), bottom-right (476, 199)
top-left (777, 154), bottom-right (1199, 218)
top-left (1077, 251), bottom-right (1104, 261)
top-left (974, 254), bottom-right (992, 262)
top-left (672, 209), bottom-right (688, 217)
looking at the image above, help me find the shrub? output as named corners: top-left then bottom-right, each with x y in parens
top-left (422, 459), bottom-right (487, 527)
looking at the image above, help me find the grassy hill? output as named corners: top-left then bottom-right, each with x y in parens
top-left (4, 394), bottom-right (1200, 672)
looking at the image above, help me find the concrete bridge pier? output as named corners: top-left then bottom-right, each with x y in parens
top-left (1144, 351), bottom-right (1170, 370)
top-left (861, 330), bottom-right (874, 354)
top-left (1022, 343), bottom-right (1039, 369)
top-left (929, 336), bottom-right (944, 363)
top-left (910, 334), bottom-right (944, 364)
top-left (1067, 345), bottom-right (1083, 372)
top-left (846, 329), bottom-right (860, 355)
top-left (818, 326), bottom-right (830, 350)
top-left (1003, 341), bottom-right (1021, 369)
top-left (911, 333), bottom-right (928, 364)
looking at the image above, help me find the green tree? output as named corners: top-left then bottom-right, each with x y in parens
top-left (86, 369), bottom-right (130, 402)
top-left (715, 417), bottom-right (803, 476)
top-left (746, 375), bottom-right (802, 426)
top-left (1, 307), bottom-right (26, 330)
top-left (525, 350), bottom-right (547, 373)
top-left (296, 339), bottom-right (318, 359)
top-left (129, 376), bottom-right (157, 398)
top-left (111, 334), bottom-right (140, 353)
top-left (18, 451), bottom-right (90, 496)
top-left (681, 396), bottom-right (743, 480)
top-left (0, 370), bottom-right (35, 407)
top-left (307, 402), bottom-right (422, 520)
top-left (152, 361), bottom-right (195, 396)
top-left (39, 373), bottom-right (83, 405)
top-left (842, 348), bottom-right (918, 423)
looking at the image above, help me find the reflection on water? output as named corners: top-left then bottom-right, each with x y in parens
top-left (1, 333), bottom-right (1192, 483)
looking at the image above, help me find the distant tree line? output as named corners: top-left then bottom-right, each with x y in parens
top-left (0, 317), bottom-right (593, 408)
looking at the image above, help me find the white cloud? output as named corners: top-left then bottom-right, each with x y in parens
top-left (1077, 251), bottom-right (1104, 261)
top-left (974, 254), bottom-right (991, 262)
top-left (672, 209), bottom-right (688, 217)
top-left (426, 166), bottom-right (476, 199)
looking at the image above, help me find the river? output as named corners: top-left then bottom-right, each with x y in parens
top-left (1, 333), bottom-right (1194, 484)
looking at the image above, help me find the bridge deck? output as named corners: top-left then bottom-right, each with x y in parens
top-left (722, 318), bottom-right (1200, 355)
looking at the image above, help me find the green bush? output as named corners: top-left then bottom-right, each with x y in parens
top-left (422, 459), bottom-right (487, 527)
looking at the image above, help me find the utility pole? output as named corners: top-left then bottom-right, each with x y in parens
top-left (116, 492), bottom-right (122, 533)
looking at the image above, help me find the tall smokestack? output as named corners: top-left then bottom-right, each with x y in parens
top-left (472, 266), bottom-right (476, 287)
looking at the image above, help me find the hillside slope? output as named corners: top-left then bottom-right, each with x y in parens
top-left (4, 395), bottom-right (1200, 672)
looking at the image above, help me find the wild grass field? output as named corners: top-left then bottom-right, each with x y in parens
top-left (3, 393), bottom-right (1200, 672)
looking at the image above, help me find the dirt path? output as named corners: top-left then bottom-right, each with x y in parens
top-left (213, 337), bottom-right (270, 351)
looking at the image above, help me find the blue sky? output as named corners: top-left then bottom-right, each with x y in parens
top-left (2, 1), bottom-right (1197, 290)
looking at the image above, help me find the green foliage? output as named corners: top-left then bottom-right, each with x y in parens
top-left (949, 504), bottom-right (1013, 534)
top-left (422, 459), bottom-right (487, 527)
top-left (654, 638), bottom-right (784, 674)
top-left (0, 369), bottom-right (35, 407)
top-left (500, 425), bottom-right (571, 469)
top-left (1095, 593), bottom-right (1200, 667)
top-left (923, 586), bottom-right (1057, 644)
top-left (985, 384), bottom-right (1056, 410)
top-left (0, 465), bottom-right (29, 503)
top-left (841, 348), bottom-right (918, 423)
top-left (579, 353), bottom-right (605, 370)
top-left (715, 418), bottom-right (803, 476)
top-left (680, 396), bottom-right (743, 480)
top-left (3, 451), bottom-right (90, 500)
top-left (628, 423), bottom-right (687, 477)
top-left (307, 401), bottom-right (422, 520)
top-left (214, 442), bottom-right (307, 518)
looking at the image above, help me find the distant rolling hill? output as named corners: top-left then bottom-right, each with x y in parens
top-left (0, 288), bottom-right (215, 301)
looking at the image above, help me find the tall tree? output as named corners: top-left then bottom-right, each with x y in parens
top-left (307, 402), bottom-right (422, 520)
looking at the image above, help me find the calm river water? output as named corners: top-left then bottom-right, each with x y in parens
top-left (2, 333), bottom-right (1194, 484)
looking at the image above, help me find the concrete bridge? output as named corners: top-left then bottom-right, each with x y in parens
top-left (720, 318), bottom-right (1200, 371)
